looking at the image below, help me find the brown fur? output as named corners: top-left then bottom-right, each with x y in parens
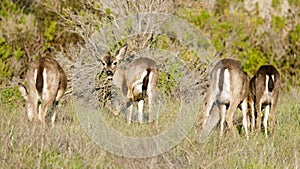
top-left (248, 65), bottom-right (280, 137)
top-left (202, 58), bottom-right (249, 139)
top-left (18, 57), bottom-right (67, 127)
top-left (101, 44), bottom-right (158, 124)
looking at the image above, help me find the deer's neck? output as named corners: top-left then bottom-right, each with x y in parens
top-left (113, 68), bottom-right (128, 95)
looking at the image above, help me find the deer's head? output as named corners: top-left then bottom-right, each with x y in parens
top-left (18, 82), bottom-right (35, 121)
top-left (101, 44), bottom-right (128, 80)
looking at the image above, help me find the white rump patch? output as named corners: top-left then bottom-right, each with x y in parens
top-left (212, 69), bottom-right (221, 97)
top-left (264, 75), bottom-right (269, 95)
top-left (219, 69), bottom-right (231, 103)
top-left (223, 69), bottom-right (230, 94)
top-left (271, 74), bottom-right (275, 81)
top-left (262, 74), bottom-right (273, 104)
top-left (34, 69), bottom-right (38, 84)
top-left (132, 70), bottom-right (148, 94)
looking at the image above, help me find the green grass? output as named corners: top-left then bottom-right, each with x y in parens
top-left (0, 90), bottom-right (299, 168)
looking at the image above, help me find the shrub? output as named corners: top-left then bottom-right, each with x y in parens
top-left (0, 86), bottom-right (23, 108)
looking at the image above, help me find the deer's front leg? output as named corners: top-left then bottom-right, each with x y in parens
top-left (202, 91), bottom-right (216, 129)
top-left (127, 103), bottom-right (133, 124)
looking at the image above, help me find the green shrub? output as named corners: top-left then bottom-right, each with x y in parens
top-left (272, 16), bottom-right (286, 33)
top-left (44, 21), bottom-right (57, 41)
top-left (241, 48), bottom-right (269, 77)
top-left (0, 37), bottom-right (13, 87)
top-left (0, 86), bottom-right (23, 107)
top-left (290, 24), bottom-right (300, 49)
top-left (158, 58), bottom-right (184, 96)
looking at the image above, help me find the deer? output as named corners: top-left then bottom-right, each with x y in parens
top-left (201, 58), bottom-right (249, 140)
top-left (248, 65), bottom-right (280, 138)
top-left (100, 44), bottom-right (158, 124)
top-left (18, 57), bottom-right (67, 127)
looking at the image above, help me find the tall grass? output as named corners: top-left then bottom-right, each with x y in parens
top-left (0, 90), bottom-right (299, 168)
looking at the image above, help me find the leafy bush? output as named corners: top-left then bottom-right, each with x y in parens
top-left (150, 48), bottom-right (185, 96)
top-left (176, 3), bottom-right (299, 90)
top-left (240, 49), bottom-right (269, 77)
top-left (0, 37), bottom-right (14, 87)
top-left (0, 86), bottom-right (23, 107)
top-left (0, 0), bottom-right (299, 92)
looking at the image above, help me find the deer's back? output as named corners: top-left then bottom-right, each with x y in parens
top-left (256, 65), bottom-right (280, 86)
top-left (26, 57), bottom-right (67, 95)
top-left (250, 65), bottom-right (280, 99)
top-left (125, 57), bottom-right (158, 84)
top-left (212, 59), bottom-right (248, 98)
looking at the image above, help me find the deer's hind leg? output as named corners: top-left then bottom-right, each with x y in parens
top-left (147, 70), bottom-right (158, 123)
top-left (225, 99), bottom-right (241, 138)
top-left (50, 88), bottom-right (65, 127)
top-left (255, 100), bottom-right (263, 133)
top-left (219, 104), bottom-right (227, 138)
top-left (39, 98), bottom-right (54, 127)
top-left (241, 98), bottom-right (249, 139)
top-left (50, 101), bottom-right (59, 127)
top-left (249, 99), bottom-right (255, 133)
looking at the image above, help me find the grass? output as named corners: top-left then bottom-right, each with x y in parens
top-left (98, 98), bottom-right (181, 138)
top-left (0, 90), bottom-right (299, 168)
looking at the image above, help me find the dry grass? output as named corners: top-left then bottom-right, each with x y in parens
top-left (0, 91), bottom-right (299, 168)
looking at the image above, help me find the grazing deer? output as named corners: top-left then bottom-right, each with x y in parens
top-left (201, 59), bottom-right (249, 139)
top-left (100, 44), bottom-right (158, 124)
top-left (18, 57), bottom-right (67, 127)
top-left (248, 65), bottom-right (280, 137)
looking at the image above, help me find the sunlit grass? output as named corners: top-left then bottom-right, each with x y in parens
top-left (0, 91), bottom-right (299, 168)
top-left (98, 97), bottom-right (180, 138)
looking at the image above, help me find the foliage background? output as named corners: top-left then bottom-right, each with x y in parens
top-left (0, 0), bottom-right (299, 90)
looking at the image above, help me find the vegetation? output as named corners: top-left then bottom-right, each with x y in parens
top-left (0, 0), bottom-right (299, 89)
top-left (1, 89), bottom-right (299, 168)
top-left (0, 0), bottom-right (299, 168)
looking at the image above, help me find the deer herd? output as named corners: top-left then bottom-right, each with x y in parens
top-left (18, 44), bottom-right (280, 140)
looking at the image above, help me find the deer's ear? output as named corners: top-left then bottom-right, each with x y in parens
top-left (18, 83), bottom-right (28, 101)
top-left (115, 44), bottom-right (128, 61)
